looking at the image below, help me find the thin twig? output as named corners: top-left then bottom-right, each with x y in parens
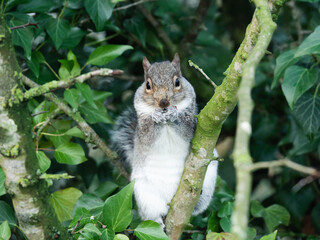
top-left (249, 158), bottom-right (320, 177)
top-left (113, 0), bottom-right (156, 12)
top-left (22, 75), bottom-right (130, 180)
top-left (188, 60), bottom-right (217, 88)
top-left (72, 217), bottom-right (82, 234)
top-left (10, 22), bottom-right (39, 30)
top-left (31, 111), bottom-right (49, 117)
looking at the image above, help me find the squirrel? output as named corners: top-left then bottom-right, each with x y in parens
top-left (111, 53), bottom-right (218, 228)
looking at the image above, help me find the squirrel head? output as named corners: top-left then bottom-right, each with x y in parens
top-left (139, 53), bottom-right (190, 111)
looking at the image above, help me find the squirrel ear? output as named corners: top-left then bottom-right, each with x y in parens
top-left (172, 53), bottom-right (181, 75)
top-left (142, 56), bottom-right (151, 75)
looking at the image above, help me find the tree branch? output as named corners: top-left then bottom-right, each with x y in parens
top-left (22, 76), bottom-right (130, 180)
top-left (232, 0), bottom-right (277, 239)
top-left (136, 3), bottom-right (176, 55)
top-left (165, 0), bottom-right (287, 239)
top-left (249, 158), bottom-right (320, 177)
top-left (10, 22), bottom-right (39, 30)
top-left (178, 0), bottom-right (212, 59)
top-left (23, 68), bottom-right (123, 100)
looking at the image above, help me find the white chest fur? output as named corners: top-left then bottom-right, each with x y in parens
top-left (132, 125), bottom-right (189, 203)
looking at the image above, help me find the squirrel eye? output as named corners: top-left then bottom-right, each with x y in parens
top-left (173, 76), bottom-right (180, 88)
top-left (146, 78), bottom-right (152, 92)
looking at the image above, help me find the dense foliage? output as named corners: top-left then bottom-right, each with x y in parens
top-left (0, 0), bottom-right (319, 239)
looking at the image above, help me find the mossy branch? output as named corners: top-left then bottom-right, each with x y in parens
top-left (164, 0), bottom-right (287, 239)
top-left (23, 68), bottom-right (123, 100)
top-left (232, 0), bottom-right (277, 239)
top-left (22, 76), bottom-right (130, 180)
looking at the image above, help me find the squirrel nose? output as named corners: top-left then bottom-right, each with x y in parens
top-left (159, 98), bottom-right (170, 108)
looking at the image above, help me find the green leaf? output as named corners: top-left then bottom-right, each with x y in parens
top-left (293, 93), bottom-right (320, 136)
top-left (87, 45), bottom-right (133, 66)
top-left (217, 201), bottom-right (233, 218)
top-left (0, 168), bottom-right (6, 196)
top-left (219, 217), bottom-right (231, 232)
top-left (54, 142), bottom-right (87, 165)
top-left (58, 59), bottom-right (74, 80)
top-left (259, 230), bottom-right (278, 240)
top-left (80, 223), bottom-right (101, 240)
top-left (50, 130), bottom-right (72, 148)
top-left (18, 0), bottom-right (57, 12)
top-left (272, 49), bottom-right (299, 89)
top-left (65, 127), bottom-right (85, 139)
top-left (250, 200), bottom-right (265, 217)
top-left (67, 50), bottom-right (81, 77)
top-left (135, 221), bottom-right (169, 240)
top-left (0, 221), bottom-right (11, 240)
top-left (207, 212), bottom-right (220, 232)
top-left (60, 27), bottom-right (86, 49)
top-left (27, 51), bottom-right (45, 78)
top-left (50, 187), bottom-right (82, 222)
top-left (93, 181), bottom-right (118, 200)
top-left (46, 17), bottom-right (70, 49)
top-left (74, 193), bottom-right (104, 218)
top-left (114, 234), bottom-right (129, 240)
top-left (206, 232), bottom-right (234, 240)
top-left (36, 151), bottom-right (51, 173)
top-left (263, 204), bottom-right (290, 232)
top-left (0, 201), bottom-right (17, 226)
top-left (64, 88), bottom-right (80, 110)
top-left (84, 0), bottom-right (115, 31)
top-left (123, 18), bottom-right (146, 47)
top-left (103, 182), bottom-right (134, 232)
top-left (9, 19), bottom-right (33, 59)
top-left (295, 26), bottom-right (320, 57)
top-left (281, 66), bottom-right (318, 109)
top-left (76, 83), bottom-right (96, 108)
top-left (101, 229), bottom-right (115, 240)
top-left (92, 90), bottom-right (112, 104)
top-left (247, 227), bottom-right (257, 240)
top-left (79, 102), bottom-right (113, 124)
top-left (69, 207), bottom-right (92, 229)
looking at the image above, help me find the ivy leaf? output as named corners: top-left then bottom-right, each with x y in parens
top-left (206, 232), bottom-right (234, 240)
top-left (93, 181), bottom-right (118, 200)
top-left (27, 51), bottom-right (45, 78)
top-left (272, 49), bottom-right (299, 89)
top-left (295, 26), bottom-right (320, 57)
top-left (79, 102), bottom-right (113, 124)
top-left (9, 19), bottom-right (33, 59)
top-left (74, 193), bottom-right (104, 218)
top-left (250, 200), bottom-right (265, 217)
top-left (123, 18), bottom-right (146, 47)
top-left (103, 182), bottom-right (134, 232)
top-left (263, 205), bottom-right (290, 232)
top-left (50, 187), bottom-right (82, 222)
top-left (259, 230), bottom-right (278, 240)
top-left (0, 168), bottom-right (6, 196)
top-left (67, 50), bottom-right (81, 77)
top-left (292, 93), bottom-right (320, 136)
top-left (84, 0), bottom-right (115, 31)
top-left (80, 223), bottom-right (101, 240)
top-left (114, 234), bottom-right (129, 240)
top-left (69, 207), bottom-right (91, 229)
top-left (281, 66), bottom-right (318, 109)
top-left (101, 229), bottom-right (115, 240)
top-left (76, 83), bottom-right (96, 108)
top-left (54, 142), bottom-right (86, 165)
top-left (219, 217), bottom-right (231, 232)
top-left (36, 151), bottom-right (51, 173)
top-left (135, 221), bottom-right (170, 240)
top-left (64, 88), bottom-right (80, 110)
top-left (217, 201), bottom-right (233, 218)
top-left (65, 127), bottom-right (85, 140)
top-left (18, 0), bottom-right (58, 13)
top-left (0, 221), bottom-right (11, 240)
top-left (46, 17), bottom-right (70, 49)
top-left (0, 201), bottom-right (16, 226)
top-left (58, 59), bottom-right (74, 80)
top-left (60, 27), bottom-right (86, 49)
top-left (87, 45), bottom-right (133, 66)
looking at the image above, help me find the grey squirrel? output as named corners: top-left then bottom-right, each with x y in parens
top-left (111, 53), bottom-right (218, 227)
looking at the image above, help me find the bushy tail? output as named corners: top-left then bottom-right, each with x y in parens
top-left (192, 149), bottom-right (219, 215)
top-left (110, 108), bottom-right (137, 169)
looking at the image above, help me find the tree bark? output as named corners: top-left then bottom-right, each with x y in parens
top-left (165, 1), bottom-right (288, 239)
top-left (0, 16), bottom-right (69, 240)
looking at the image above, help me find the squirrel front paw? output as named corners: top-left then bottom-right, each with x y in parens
top-left (152, 107), bottom-right (178, 123)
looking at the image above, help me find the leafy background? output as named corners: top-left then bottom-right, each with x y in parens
top-left (0, 0), bottom-right (320, 239)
